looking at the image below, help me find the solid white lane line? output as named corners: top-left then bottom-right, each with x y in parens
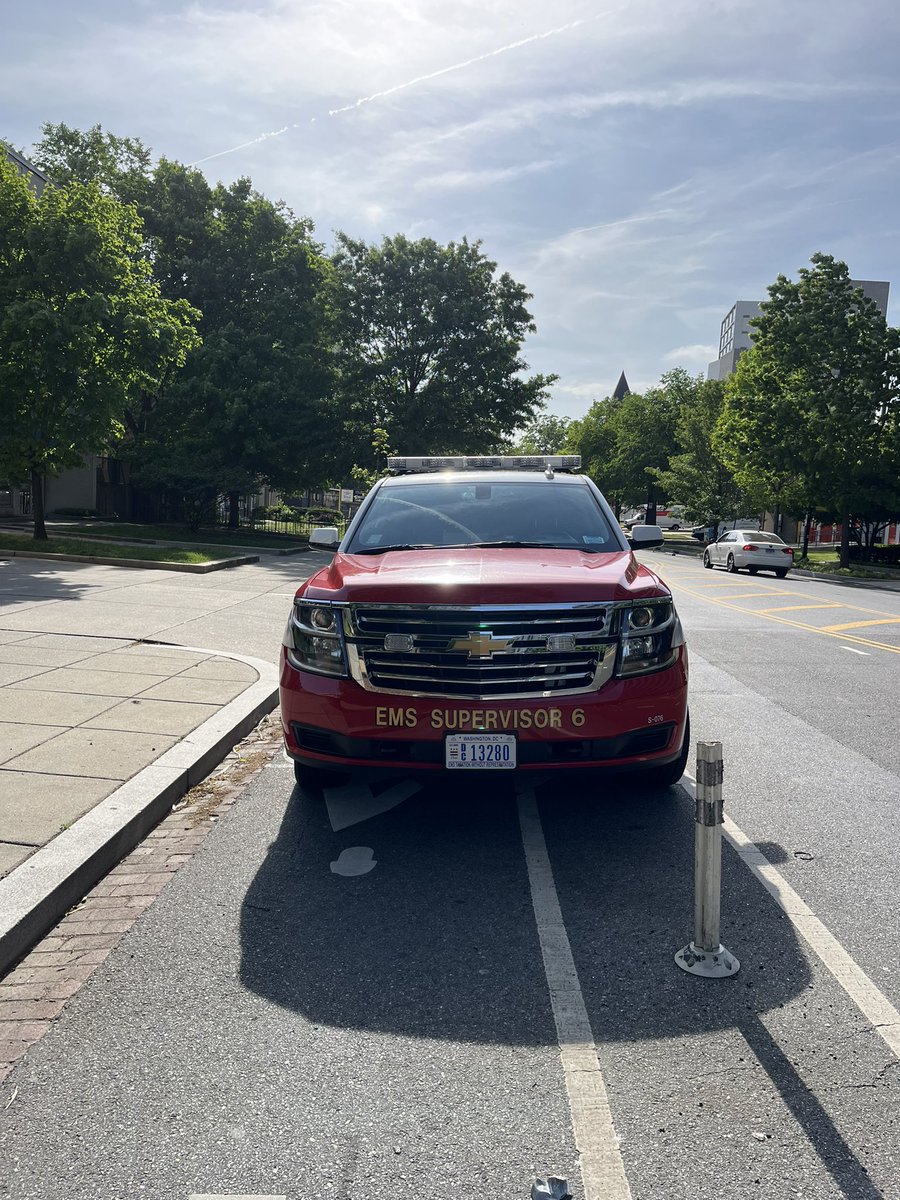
top-left (682, 776), bottom-right (900, 1062)
top-left (840, 646), bottom-right (870, 656)
top-left (517, 791), bottom-right (632, 1200)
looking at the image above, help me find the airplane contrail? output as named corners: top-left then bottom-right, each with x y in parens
top-left (188, 13), bottom-right (608, 168)
top-left (190, 126), bottom-right (290, 168)
top-left (327, 16), bottom-right (598, 116)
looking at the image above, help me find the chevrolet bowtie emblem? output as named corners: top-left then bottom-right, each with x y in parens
top-left (449, 630), bottom-right (514, 658)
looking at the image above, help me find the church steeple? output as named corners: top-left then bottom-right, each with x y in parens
top-left (612, 371), bottom-right (630, 400)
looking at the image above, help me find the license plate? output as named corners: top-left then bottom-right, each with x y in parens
top-left (445, 733), bottom-right (516, 769)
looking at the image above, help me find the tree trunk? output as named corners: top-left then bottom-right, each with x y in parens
top-left (802, 512), bottom-right (812, 560)
top-left (227, 491), bottom-right (240, 529)
top-left (31, 468), bottom-right (47, 541)
top-left (839, 513), bottom-right (851, 570)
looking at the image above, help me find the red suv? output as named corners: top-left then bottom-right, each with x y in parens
top-left (280, 456), bottom-right (689, 788)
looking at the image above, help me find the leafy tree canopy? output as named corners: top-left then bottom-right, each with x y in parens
top-left (331, 233), bottom-right (555, 473)
top-left (31, 121), bottom-right (151, 192)
top-left (717, 253), bottom-right (900, 563)
top-left (653, 374), bottom-right (749, 524)
top-left (510, 413), bottom-right (573, 455)
top-left (0, 157), bottom-right (199, 537)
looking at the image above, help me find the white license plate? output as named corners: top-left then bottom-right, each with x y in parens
top-left (445, 733), bottom-right (517, 769)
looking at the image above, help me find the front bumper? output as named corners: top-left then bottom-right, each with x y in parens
top-left (279, 648), bottom-right (688, 774)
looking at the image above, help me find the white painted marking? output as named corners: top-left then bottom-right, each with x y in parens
top-left (682, 775), bottom-right (900, 1063)
top-left (324, 779), bottom-right (420, 831)
top-left (330, 846), bottom-right (376, 876)
top-left (517, 791), bottom-right (632, 1200)
top-left (840, 646), bottom-right (869, 656)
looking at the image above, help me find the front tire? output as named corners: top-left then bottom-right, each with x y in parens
top-left (639, 713), bottom-right (690, 788)
top-left (775, 569), bottom-right (788, 578)
top-left (703, 551), bottom-right (712, 569)
top-left (727, 553), bottom-right (739, 573)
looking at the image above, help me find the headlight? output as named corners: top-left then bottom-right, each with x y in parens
top-left (283, 601), bottom-right (348, 677)
top-left (616, 601), bottom-right (682, 677)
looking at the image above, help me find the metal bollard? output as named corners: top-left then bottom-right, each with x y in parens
top-left (675, 741), bottom-right (740, 978)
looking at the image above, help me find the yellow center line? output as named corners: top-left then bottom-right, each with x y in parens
top-left (820, 617), bottom-right (900, 632)
top-left (669, 579), bottom-right (900, 655)
top-left (755, 603), bottom-right (844, 613)
top-left (663, 567), bottom-right (900, 617)
top-left (714, 590), bottom-right (796, 600)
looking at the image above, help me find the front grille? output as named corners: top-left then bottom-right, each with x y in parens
top-left (347, 604), bottom-right (618, 698)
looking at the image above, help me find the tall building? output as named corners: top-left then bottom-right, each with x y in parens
top-left (707, 280), bottom-right (890, 380)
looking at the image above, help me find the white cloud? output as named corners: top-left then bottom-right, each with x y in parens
top-left (663, 344), bottom-right (718, 365)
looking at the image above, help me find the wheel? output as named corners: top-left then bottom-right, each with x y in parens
top-left (638, 713), bottom-right (691, 788)
top-left (748, 566), bottom-right (758, 575)
top-left (726, 553), bottom-right (739, 573)
top-left (775, 569), bottom-right (788, 579)
top-left (671, 523), bottom-right (680, 532)
top-left (293, 760), bottom-right (342, 791)
top-left (703, 551), bottom-right (712, 569)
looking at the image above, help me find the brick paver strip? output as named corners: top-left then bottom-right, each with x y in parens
top-left (0, 716), bottom-right (281, 1083)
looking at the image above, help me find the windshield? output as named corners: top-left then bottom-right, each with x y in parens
top-left (345, 479), bottom-right (622, 554)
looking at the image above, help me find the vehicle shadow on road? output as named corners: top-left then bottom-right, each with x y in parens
top-left (239, 773), bottom-right (813, 1051)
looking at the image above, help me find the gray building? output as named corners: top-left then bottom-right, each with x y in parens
top-left (707, 279), bottom-right (890, 380)
top-left (2, 143), bottom-right (50, 196)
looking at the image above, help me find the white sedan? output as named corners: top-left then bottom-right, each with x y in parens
top-left (703, 529), bottom-right (794, 577)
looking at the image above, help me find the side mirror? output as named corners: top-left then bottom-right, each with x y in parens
top-left (628, 525), bottom-right (664, 549)
top-left (309, 526), bottom-right (340, 550)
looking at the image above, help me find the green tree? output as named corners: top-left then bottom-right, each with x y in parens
top-left (29, 129), bottom-right (337, 526)
top-left (654, 374), bottom-right (748, 526)
top-left (718, 254), bottom-right (900, 566)
top-left (566, 396), bottom-right (624, 511)
top-left (604, 372), bottom-right (685, 519)
top-left (0, 158), bottom-right (199, 538)
top-left (331, 233), bottom-right (555, 472)
top-left (129, 165), bottom-right (336, 526)
top-left (31, 121), bottom-right (151, 193)
top-left (510, 413), bottom-right (573, 455)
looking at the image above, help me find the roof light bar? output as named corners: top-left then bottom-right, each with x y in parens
top-left (387, 455), bottom-right (582, 473)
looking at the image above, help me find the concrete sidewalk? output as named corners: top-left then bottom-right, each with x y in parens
top-left (0, 632), bottom-right (278, 972)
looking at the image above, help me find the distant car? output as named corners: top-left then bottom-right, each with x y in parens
top-left (691, 518), bottom-right (762, 541)
top-left (626, 506), bottom-right (685, 531)
top-left (703, 530), bottom-right (794, 577)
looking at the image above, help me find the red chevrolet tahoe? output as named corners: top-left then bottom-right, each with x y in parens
top-left (280, 456), bottom-right (689, 788)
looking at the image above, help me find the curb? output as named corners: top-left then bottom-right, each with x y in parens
top-left (0, 645), bottom-right (279, 976)
top-left (0, 549), bottom-right (259, 572)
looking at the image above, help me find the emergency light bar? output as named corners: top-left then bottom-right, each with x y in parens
top-left (387, 455), bottom-right (582, 473)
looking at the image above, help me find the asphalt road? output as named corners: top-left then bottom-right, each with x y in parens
top-left (1, 550), bottom-right (899, 1199)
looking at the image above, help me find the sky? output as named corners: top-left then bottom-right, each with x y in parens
top-left (4, 0), bottom-right (900, 419)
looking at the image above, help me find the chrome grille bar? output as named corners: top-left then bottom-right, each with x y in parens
top-left (345, 603), bottom-right (619, 698)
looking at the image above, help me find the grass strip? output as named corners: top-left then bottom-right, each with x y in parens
top-left (52, 522), bottom-right (306, 549)
top-left (0, 532), bottom-right (230, 564)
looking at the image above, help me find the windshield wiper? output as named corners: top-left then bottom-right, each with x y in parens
top-left (353, 544), bottom-right (437, 555)
top-left (466, 540), bottom-right (601, 550)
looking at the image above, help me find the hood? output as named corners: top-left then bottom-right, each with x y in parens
top-left (300, 548), bottom-right (668, 605)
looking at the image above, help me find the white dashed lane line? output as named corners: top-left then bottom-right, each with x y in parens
top-left (517, 789), bottom-right (633, 1200)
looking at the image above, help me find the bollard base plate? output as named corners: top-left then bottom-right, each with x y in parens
top-left (675, 941), bottom-right (740, 978)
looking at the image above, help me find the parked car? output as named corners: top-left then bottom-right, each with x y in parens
top-left (625, 505), bottom-right (685, 531)
top-left (691, 517), bottom-right (762, 542)
top-left (702, 529), bottom-right (794, 577)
